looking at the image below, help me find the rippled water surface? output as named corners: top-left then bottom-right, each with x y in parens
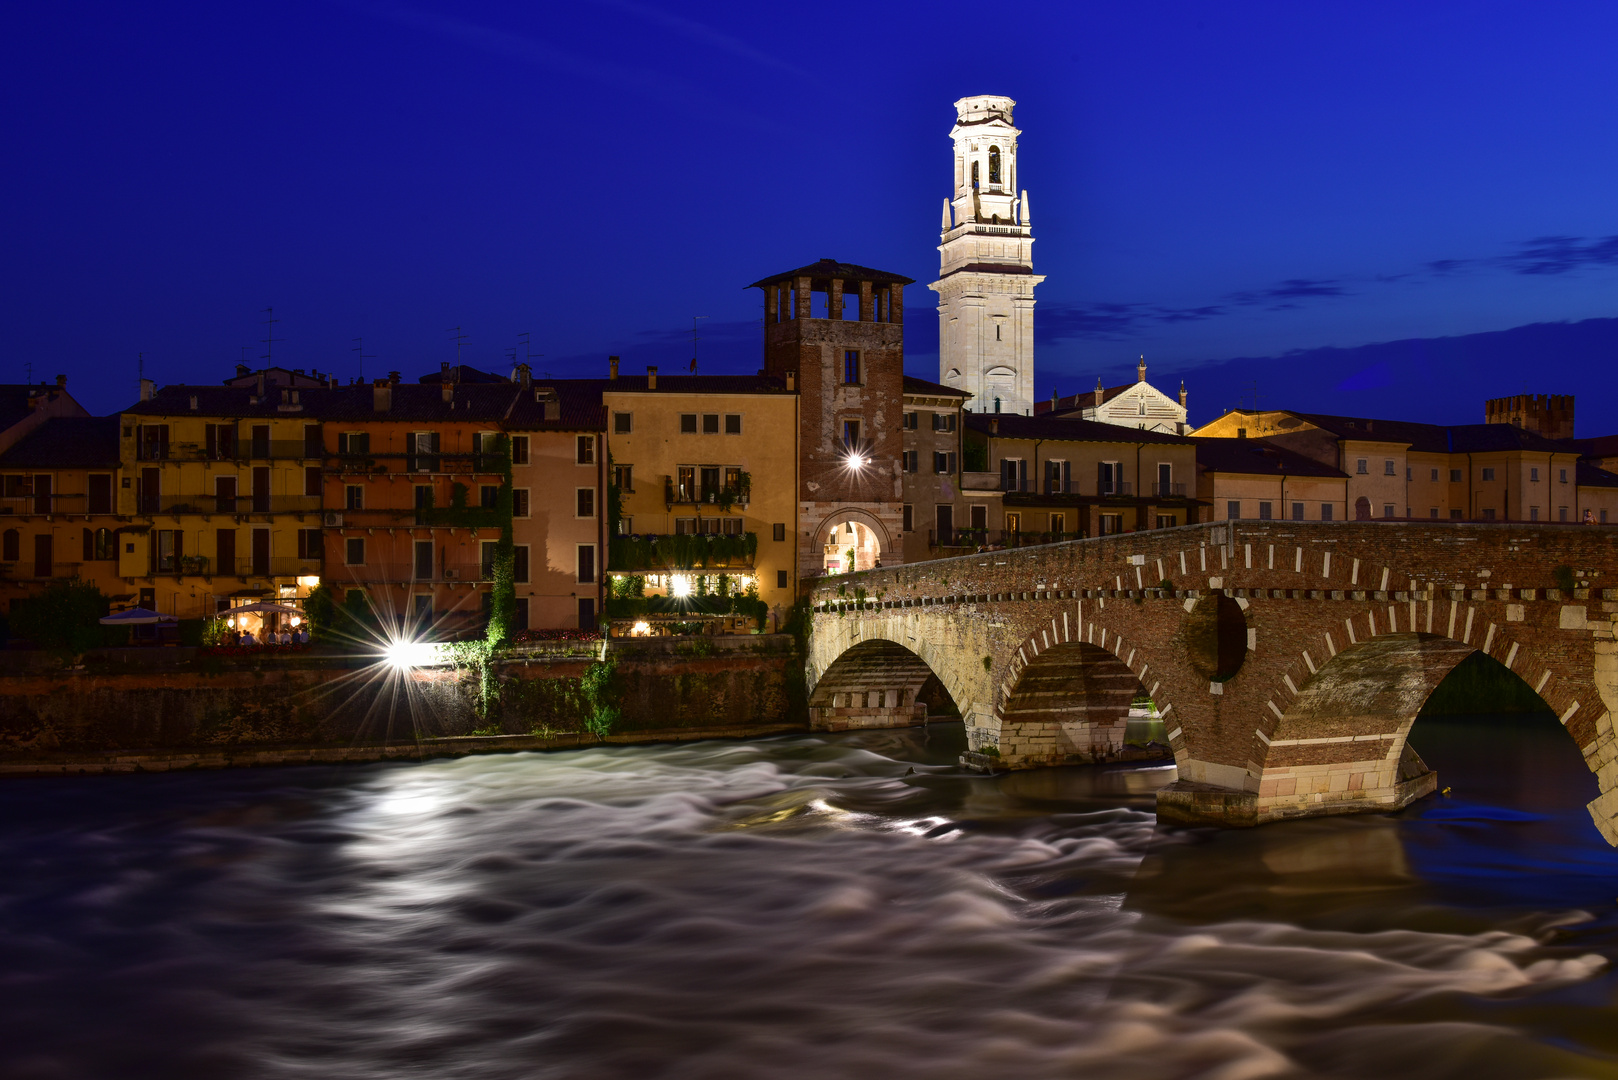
top-left (3, 715), bottom-right (1618, 1079)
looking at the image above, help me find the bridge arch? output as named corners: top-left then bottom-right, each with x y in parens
top-left (813, 509), bottom-right (892, 575)
top-left (998, 641), bottom-right (1146, 766)
top-left (807, 638), bottom-right (958, 730)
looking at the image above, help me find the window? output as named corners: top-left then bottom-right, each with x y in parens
top-left (675, 517), bottom-right (697, 535)
top-left (722, 517), bottom-right (743, 536)
top-left (1530, 467), bottom-right (1540, 482)
top-left (724, 414), bottom-right (741, 435)
top-left (1258, 502), bottom-right (1273, 520)
top-left (1482, 467), bottom-right (1495, 481)
top-left (413, 540), bottom-right (434, 579)
top-left (903, 411), bottom-right (918, 430)
top-left (577, 545), bottom-right (596, 583)
top-left (577, 489), bottom-right (595, 518)
top-left (613, 412), bottom-right (632, 434)
top-left (1005, 512), bottom-right (1021, 533)
top-left (612, 465), bottom-right (632, 492)
top-left (1383, 503), bottom-right (1395, 518)
top-left (1139, 400), bottom-right (1147, 416)
top-left (512, 489), bottom-right (530, 517)
top-left (1321, 504), bottom-right (1334, 521)
top-left (345, 485), bottom-right (363, 510)
top-left (1099, 514), bottom-right (1121, 535)
top-left (1450, 469), bottom-right (1462, 482)
top-left (576, 435), bottom-right (595, 464)
top-left (842, 419), bottom-right (861, 450)
top-left (933, 451), bottom-right (956, 474)
top-left (346, 537), bottom-right (364, 565)
top-left (699, 414), bottom-right (719, 435)
top-left (410, 431), bottom-right (440, 473)
top-left (415, 485), bottom-right (433, 510)
top-left (902, 504), bottom-right (913, 532)
top-left (88, 474), bottom-right (113, 515)
top-left (510, 435), bottom-right (529, 465)
top-left (1097, 460), bottom-right (1120, 495)
top-left (304, 466), bottom-right (322, 497)
top-left (477, 485), bottom-right (498, 510)
top-left (932, 413), bottom-right (956, 432)
top-left (1560, 468), bottom-right (1569, 483)
top-left (971, 160), bottom-right (979, 189)
top-left (1530, 507), bottom-right (1540, 521)
top-left (700, 466), bottom-right (721, 501)
top-left (1001, 458), bottom-right (1026, 492)
top-left (578, 597), bottom-right (595, 629)
top-left (1049, 512), bottom-right (1066, 534)
top-left (1406, 467), bottom-right (1412, 481)
top-left (1292, 502), bottom-right (1304, 521)
top-left (1482, 508), bottom-right (1496, 520)
top-left (777, 570), bottom-right (788, 589)
top-left (1384, 460), bottom-right (1396, 476)
top-left (996, 324), bottom-right (1002, 341)
top-left (1451, 509), bottom-right (1463, 519)
top-left (339, 431), bottom-right (369, 456)
top-left (2, 476), bottom-right (28, 498)
top-left (480, 541), bottom-right (499, 580)
top-left (155, 529), bottom-right (179, 573)
top-left (843, 350), bottom-right (861, 385)
top-left (1157, 463), bottom-right (1173, 496)
top-left (680, 414), bottom-right (697, 434)
top-left (1430, 468), bottom-right (1439, 481)
top-left (508, 546), bottom-right (531, 586)
top-left (1227, 501), bottom-right (1241, 519)
top-left (970, 504), bottom-right (986, 530)
top-left (296, 529), bottom-right (321, 559)
top-left (1430, 508), bottom-right (1439, 518)
top-left (617, 515), bottom-right (632, 535)
top-left (902, 450), bottom-right (917, 473)
top-left (514, 598), bottom-right (529, 632)
top-left (1356, 459), bottom-right (1368, 474)
top-left (677, 466), bottom-right (695, 501)
top-left (773, 523), bottom-right (785, 542)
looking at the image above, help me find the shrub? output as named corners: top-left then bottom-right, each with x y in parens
top-left (10, 578), bottom-right (108, 652)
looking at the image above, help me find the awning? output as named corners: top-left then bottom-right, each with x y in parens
top-left (99, 608), bottom-right (180, 626)
top-left (220, 601), bottom-right (302, 616)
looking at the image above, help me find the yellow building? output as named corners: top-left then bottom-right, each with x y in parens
top-left (1193, 437), bottom-right (1349, 522)
top-left (0, 416), bottom-right (126, 606)
top-left (1194, 409), bottom-right (1618, 523)
top-left (119, 379), bottom-right (325, 617)
top-left (599, 368), bottom-right (799, 631)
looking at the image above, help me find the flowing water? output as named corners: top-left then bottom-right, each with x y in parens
top-left (2, 714), bottom-right (1617, 1079)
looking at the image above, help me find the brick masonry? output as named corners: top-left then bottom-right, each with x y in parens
top-left (807, 521), bottom-right (1618, 842)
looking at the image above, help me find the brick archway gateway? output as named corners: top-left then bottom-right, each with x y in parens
top-left (815, 508), bottom-right (893, 555)
top-left (806, 521), bottom-right (1618, 844)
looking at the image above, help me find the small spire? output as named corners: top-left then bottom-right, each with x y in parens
top-left (1137, 355), bottom-right (1147, 383)
top-left (1020, 189), bottom-right (1031, 226)
top-left (941, 198), bottom-right (952, 231)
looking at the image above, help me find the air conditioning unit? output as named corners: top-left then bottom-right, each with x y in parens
top-left (443, 569), bottom-right (458, 579)
top-left (323, 512), bottom-right (343, 527)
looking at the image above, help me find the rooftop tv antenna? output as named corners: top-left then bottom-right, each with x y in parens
top-left (352, 337), bottom-right (374, 381)
top-left (690, 315), bottom-right (707, 374)
top-left (24, 362), bottom-right (32, 385)
top-left (447, 325), bottom-right (467, 368)
top-left (518, 331), bottom-right (542, 367)
top-left (261, 307), bottom-right (281, 366)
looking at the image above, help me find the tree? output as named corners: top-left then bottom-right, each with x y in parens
top-left (10, 578), bottom-right (109, 653)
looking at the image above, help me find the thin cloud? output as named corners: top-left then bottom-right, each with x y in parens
top-left (1502, 234), bottom-right (1618, 275)
top-left (335, 1), bottom-right (770, 129)
top-left (589, 0), bottom-right (808, 76)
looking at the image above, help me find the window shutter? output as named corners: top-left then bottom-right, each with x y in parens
top-left (83, 528), bottom-right (94, 562)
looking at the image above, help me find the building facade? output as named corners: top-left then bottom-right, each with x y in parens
top-left (898, 375), bottom-right (979, 561)
top-left (0, 416), bottom-right (124, 607)
top-left (930, 95), bottom-right (1043, 417)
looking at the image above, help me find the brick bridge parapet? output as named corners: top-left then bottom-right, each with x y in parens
top-left (806, 521), bottom-right (1618, 843)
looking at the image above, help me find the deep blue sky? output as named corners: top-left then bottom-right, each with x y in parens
top-left (5, 2), bottom-right (1617, 430)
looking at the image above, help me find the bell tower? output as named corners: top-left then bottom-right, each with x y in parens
top-left (929, 95), bottom-right (1044, 417)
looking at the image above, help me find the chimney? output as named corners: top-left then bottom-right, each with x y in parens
top-left (1179, 380), bottom-right (1187, 408)
top-left (55, 374), bottom-right (66, 390)
top-left (990, 418), bottom-right (999, 435)
top-left (373, 378), bottom-right (392, 412)
top-left (647, 365), bottom-right (658, 390)
top-left (536, 388), bottom-right (559, 421)
top-left (441, 361), bottom-right (450, 381)
top-left (1137, 355), bottom-right (1147, 384)
top-left (1094, 377), bottom-right (1104, 407)
top-left (140, 378), bottom-right (155, 402)
top-left (256, 370), bottom-right (266, 398)
top-left (516, 363), bottom-right (532, 388)
top-left (441, 380), bottom-right (453, 404)
top-left (609, 355), bottom-right (619, 380)
top-left (785, 370), bottom-right (796, 392)
top-left (188, 395), bottom-right (198, 411)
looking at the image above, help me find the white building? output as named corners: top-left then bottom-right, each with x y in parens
top-left (929, 95), bottom-right (1044, 417)
top-left (1038, 358), bottom-right (1189, 435)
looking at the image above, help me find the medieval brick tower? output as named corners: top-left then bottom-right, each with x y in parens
top-left (929, 95), bottom-right (1044, 417)
top-left (753, 259), bottom-right (912, 578)
top-left (1485, 393), bottom-right (1575, 441)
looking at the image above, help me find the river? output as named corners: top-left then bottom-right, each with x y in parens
top-left (2, 713), bottom-right (1616, 1079)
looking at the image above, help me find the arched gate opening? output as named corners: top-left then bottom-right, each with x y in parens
top-left (809, 639), bottom-right (958, 732)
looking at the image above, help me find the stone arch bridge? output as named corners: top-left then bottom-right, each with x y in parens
top-left (805, 521), bottom-right (1618, 843)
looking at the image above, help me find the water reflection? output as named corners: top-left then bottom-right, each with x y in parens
top-left (0, 716), bottom-right (1612, 1079)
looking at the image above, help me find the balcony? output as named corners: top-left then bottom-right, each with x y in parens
top-left (135, 494), bottom-right (322, 516)
top-left (147, 556), bottom-right (321, 578)
top-left (320, 562), bottom-right (492, 584)
top-left (610, 531), bottom-right (758, 571)
top-left (138, 440), bottom-right (323, 462)
top-left (663, 478), bottom-right (750, 509)
top-left (1152, 482), bottom-right (1187, 497)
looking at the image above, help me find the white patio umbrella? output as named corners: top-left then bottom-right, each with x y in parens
top-left (98, 608), bottom-right (179, 625)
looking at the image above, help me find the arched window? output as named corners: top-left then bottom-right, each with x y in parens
top-left (971, 161), bottom-right (979, 189)
top-left (1354, 497), bottom-right (1371, 521)
top-left (988, 146), bottom-right (1001, 184)
top-left (1, 529), bottom-right (16, 562)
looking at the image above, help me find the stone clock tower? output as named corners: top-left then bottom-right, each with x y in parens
top-left (929, 95), bottom-right (1044, 417)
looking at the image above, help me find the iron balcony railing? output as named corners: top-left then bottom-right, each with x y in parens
top-left (135, 494), bottom-right (323, 516)
top-left (930, 528), bottom-right (1086, 549)
top-left (148, 556), bottom-right (322, 578)
top-left (1004, 479), bottom-right (1136, 496)
top-left (329, 451), bottom-right (510, 475)
top-left (322, 562), bottom-right (494, 584)
top-left (137, 440), bottom-right (323, 462)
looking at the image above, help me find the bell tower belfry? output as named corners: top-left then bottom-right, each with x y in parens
top-left (928, 95), bottom-right (1044, 417)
